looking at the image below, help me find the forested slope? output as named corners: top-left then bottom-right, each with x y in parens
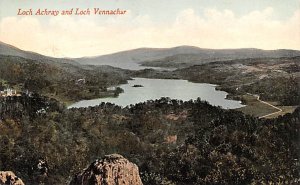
top-left (0, 95), bottom-right (299, 184)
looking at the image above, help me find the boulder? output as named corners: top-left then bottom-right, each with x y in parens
top-left (70, 154), bottom-right (143, 185)
top-left (0, 171), bottom-right (24, 185)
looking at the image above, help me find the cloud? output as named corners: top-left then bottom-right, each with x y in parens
top-left (0, 7), bottom-right (299, 57)
top-left (170, 7), bottom-right (299, 50)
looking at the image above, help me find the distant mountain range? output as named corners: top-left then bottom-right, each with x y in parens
top-left (1, 41), bottom-right (300, 69)
top-left (75, 46), bottom-right (300, 69)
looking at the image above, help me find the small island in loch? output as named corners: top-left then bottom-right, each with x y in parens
top-left (132, 84), bottom-right (144, 87)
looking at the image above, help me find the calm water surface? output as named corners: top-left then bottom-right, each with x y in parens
top-left (68, 78), bottom-right (244, 109)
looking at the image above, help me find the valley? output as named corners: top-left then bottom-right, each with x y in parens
top-left (0, 41), bottom-right (299, 184)
top-left (1, 42), bottom-right (299, 117)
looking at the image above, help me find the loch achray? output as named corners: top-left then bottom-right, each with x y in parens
top-left (35, 8), bottom-right (60, 16)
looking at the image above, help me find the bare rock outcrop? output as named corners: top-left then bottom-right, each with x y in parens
top-left (0, 171), bottom-right (24, 185)
top-left (70, 154), bottom-right (143, 185)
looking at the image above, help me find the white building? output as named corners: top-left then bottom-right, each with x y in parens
top-left (0, 88), bottom-right (17, 97)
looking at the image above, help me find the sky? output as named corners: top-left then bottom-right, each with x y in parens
top-left (0, 0), bottom-right (299, 57)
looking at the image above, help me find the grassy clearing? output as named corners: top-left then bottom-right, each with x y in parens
top-left (236, 94), bottom-right (278, 118)
top-left (236, 94), bottom-right (298, 118)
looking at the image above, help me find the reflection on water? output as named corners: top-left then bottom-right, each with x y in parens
top-left (69, 78), bottom-right (244, 109)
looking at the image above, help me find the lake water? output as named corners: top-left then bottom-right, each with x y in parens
top-left (68, 78), bottom-right (244, 109)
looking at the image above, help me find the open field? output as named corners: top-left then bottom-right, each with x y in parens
top-left (236, 94), bottom-right (278, 117)
top-left (236, 94), bottom-right (298, 118)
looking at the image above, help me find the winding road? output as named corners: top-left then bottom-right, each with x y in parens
top-left (246, 93), bottom-right (283, 119)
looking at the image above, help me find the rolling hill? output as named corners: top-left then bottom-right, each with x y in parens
top-left (75, 46), bottom-right (300, 69)
top-left (2, 41), bottom-right (300, 70)
top-left (0, 41), bottom-right (78, 65)
top-left (0, 41), bottom-right (131, 103)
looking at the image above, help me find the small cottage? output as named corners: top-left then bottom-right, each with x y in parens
top-left (0, 88), bottom-right (18, 97)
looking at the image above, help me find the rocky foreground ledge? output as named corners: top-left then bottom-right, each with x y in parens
top-left (0, 171), bottom-right (24, 185)
top-left (70, 154), bottom-right (143, 185)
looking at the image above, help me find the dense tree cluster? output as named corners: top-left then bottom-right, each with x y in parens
top-left (0, 95), bottom-right (299, 184)
top-left (242, 76), bottom-right (300, 106)
top-left (0, 55), bottom-right (129, 102)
